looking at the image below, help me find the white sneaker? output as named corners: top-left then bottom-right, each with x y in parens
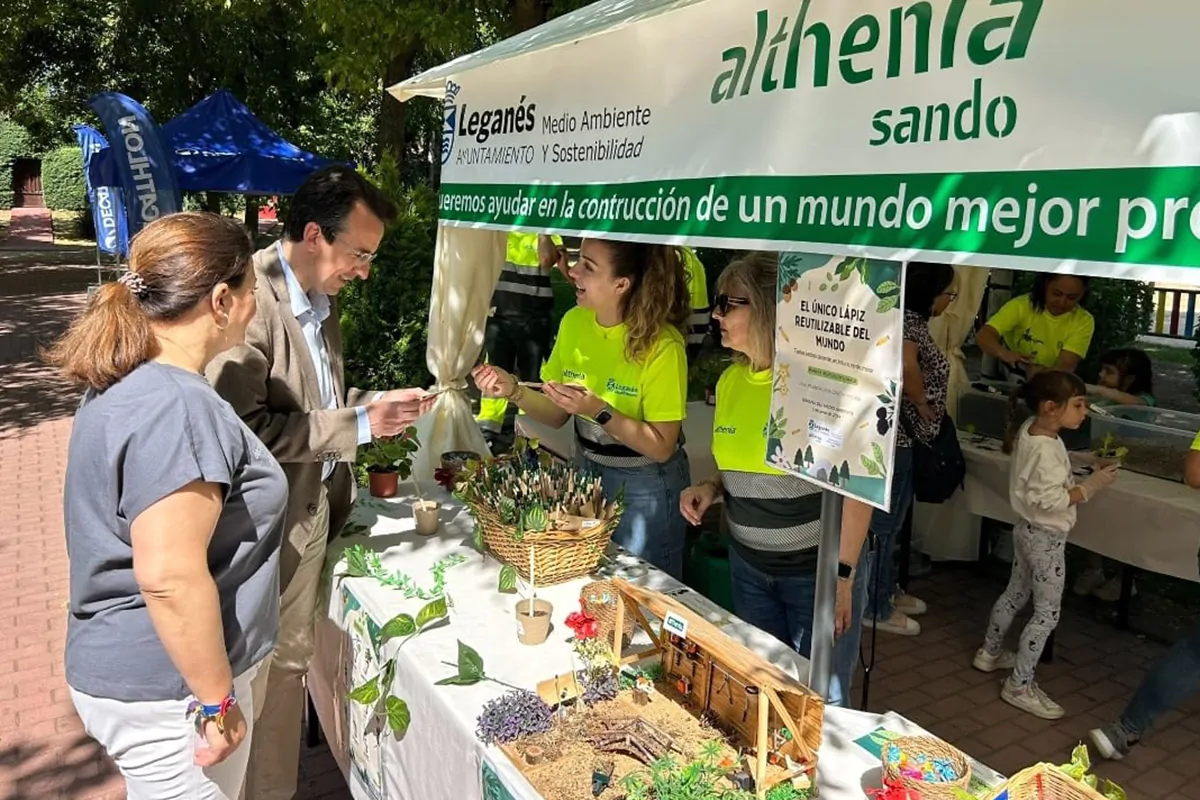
top-left (1073, 567), bottom-right (1106, 596)
top-left (972, 648), bottom-right (1017, 673)
top-left (1001, 679), bottom-right (1064, 720)
top-left (1093, 575), bottom-right (1136, 603)
top-left (893, 591), bottom-right (928, 616)
top-left (862, 611), bottom-right (921, 636)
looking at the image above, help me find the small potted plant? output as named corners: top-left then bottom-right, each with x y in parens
top-left (360, 427), bottom-right (420, 499)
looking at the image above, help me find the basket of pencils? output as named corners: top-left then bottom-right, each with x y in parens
top-left (454, 449), bottom-right (623, 585)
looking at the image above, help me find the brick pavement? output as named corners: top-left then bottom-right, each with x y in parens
top-left (0, 252), bottom-right (1194, 799)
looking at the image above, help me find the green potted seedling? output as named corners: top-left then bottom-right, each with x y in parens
top-left (361, 427), bottom-right (420, 499)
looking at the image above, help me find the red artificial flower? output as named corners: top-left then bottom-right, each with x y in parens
top-left (868, 777), bottom-right (922, 800)
top-left (565, 600), bottom-right (599, 639)
top-left (434, 467), bottom-right (457, 490)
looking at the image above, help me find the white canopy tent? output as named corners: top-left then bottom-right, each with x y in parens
top-left (392, 0), bottom-right (1200, 698)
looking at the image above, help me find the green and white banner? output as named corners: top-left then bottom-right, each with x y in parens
top-left (769, 254), bottom-right (905, 510)
top-left (436, 0), bottom-right (1200, 282)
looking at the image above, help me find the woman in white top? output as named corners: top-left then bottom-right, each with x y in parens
top-left (972, 371), bottom-right (1118, 721)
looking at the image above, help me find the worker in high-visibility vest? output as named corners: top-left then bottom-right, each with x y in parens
top-left (682, 247), bottom-right (711, 359)
top-left (476, 231), bottom-right (567, 451)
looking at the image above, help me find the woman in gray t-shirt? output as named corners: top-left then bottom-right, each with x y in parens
top-left (46, 212), bottom-right (287, 799)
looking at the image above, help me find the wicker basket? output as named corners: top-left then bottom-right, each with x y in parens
top-left (881, 736), bottom-right (972, 800)
top-left (580, 580), bottom-right (636, 646)
top-left (475, 503), bottom-right (619, 586)
top-left (987, 764), bottom-right (1108, 800)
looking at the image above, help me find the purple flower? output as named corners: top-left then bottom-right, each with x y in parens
top-left (475, 690), bottom-right (553, 745)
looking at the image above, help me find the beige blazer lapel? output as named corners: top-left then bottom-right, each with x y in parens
top-left (257, 245), bottom-right (322, 407)
top-left (323, 295), bottom-right (347, 408)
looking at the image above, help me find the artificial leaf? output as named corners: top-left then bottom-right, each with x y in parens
top-left (498, 564), bottom-right (518, 593)
top-left (385, 694), bottom-right (411, 737)
top-left (416, 596), bottom-right (448, 628)
top-left (348, 676), bottom-right (381, 705)
top-left (379, 613), bottom-right (416, 645)
top-left (381, 658), bottom-right (396, 691)
top-left (342, 545), bottom-right (370, 578)
top-left (473, 520), bottom-right (485, 552)
top-left (434, 674), bottom-right (481, 686)
top-left (457, 639), bottom-right (486, 681)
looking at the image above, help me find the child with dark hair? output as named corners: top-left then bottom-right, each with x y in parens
top-left (1075, 347), bottom-right (1155, 599)
top-left (973, 371), bottom-right (1119, 719)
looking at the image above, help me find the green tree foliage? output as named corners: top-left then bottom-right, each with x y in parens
top-left (41, 144), bottom-right (88, 211)
top-left (0, 116), bottom-right (35, 210)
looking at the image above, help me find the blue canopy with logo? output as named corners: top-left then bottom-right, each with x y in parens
top-left (88, 89), bottom-right (338, 195)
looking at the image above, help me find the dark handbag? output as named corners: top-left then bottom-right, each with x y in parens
top-left (901, 411), bottom-right (965, 503)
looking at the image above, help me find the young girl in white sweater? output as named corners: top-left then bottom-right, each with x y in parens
top-left (973, 371), bottom-right (1119, 720)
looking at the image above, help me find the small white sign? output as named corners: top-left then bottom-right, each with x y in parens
top-left (663, 611), bottom-right (689, 640)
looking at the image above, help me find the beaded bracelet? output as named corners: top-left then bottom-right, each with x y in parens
top-left (186, 691), bottom-right (237, 734)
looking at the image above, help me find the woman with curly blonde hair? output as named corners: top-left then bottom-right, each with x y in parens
top-left (474, 237), bottom-right (692, 577)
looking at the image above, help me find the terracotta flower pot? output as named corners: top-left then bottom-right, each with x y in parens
top-left (368, 471), bottom-right (399, 498)
top-left (413, 500), bottom-right (441, 535)
top-left (514, 598), bottom-right (553, 646)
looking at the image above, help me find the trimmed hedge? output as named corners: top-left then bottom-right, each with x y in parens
top-left (0, 118), bottom-right (35, 211)
top-left (41, 145), bottom-right (87, 212)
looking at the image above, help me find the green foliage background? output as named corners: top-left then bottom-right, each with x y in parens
top-left (0, 116), bottom-right (35, 210)
top-left (40, 144), bottom-right (87, 211)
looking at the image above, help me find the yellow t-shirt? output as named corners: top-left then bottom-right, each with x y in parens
top-left (986, 294), bottom-right (1095, 367)
top-left (1191, 431), bottom-right (1200, 451)
top-left (681, 247), bottom-right (709, 311)
top-left (541, 306), bottom-right (687, 423)
top-left (712, 362), bottom-right (780, 475)
top-left (506, 231), bottom-right (564, 267)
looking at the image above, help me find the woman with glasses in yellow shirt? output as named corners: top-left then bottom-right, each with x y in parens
top-left (678, 252), bottom-right (872, 706)
top-left (473, 239), bottom-right (692, 578)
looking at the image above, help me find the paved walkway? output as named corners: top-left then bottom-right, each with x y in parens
top-left (6, 209), bottom-right (54, 249)
top-left (0, 252), bottom-right (1194, 799)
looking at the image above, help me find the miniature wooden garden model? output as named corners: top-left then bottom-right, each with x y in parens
top-left (606, 579), bottom-right (824, 798)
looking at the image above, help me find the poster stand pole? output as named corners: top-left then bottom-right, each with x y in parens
top-left (807, 490), bottom-right (843, 701)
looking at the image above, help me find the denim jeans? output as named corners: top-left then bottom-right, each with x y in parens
top-left (728, 544), bottom-right (870, 708)
top-left (587, 449), bottom-right (690, 580)
top-left (1119, 620), bottom-right (1200, 739)
top-left (866, 447), bottom-right (915, 620)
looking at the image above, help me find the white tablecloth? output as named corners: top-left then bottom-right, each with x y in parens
top-left (310, 482), bottom-right (811, 800)
top-left (919, 436), bottom-right (1200, 583)
top-left (516, 401), bottom-right (717, 485)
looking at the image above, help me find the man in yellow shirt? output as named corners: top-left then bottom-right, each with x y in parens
top-left (476, 231), bottom-right (567, 451)
top-left (681, 247), bottom-right (711, 358)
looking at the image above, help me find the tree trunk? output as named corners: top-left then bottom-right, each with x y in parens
top-left (244, 196), bottom-right (259, 237)
top-left (379, 41), bottom-right (420, 166)
top-left (204, 191), bottom-right (221, 213)
top-left (513, 0), bottom-right (547, 33)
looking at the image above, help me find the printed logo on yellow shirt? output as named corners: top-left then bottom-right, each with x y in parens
top-left (562, 367), bottom-right (586, 381)
top-left (714, 424), bottom-right (737, 435)
top-left (605, 377), bottom-right (638, 398)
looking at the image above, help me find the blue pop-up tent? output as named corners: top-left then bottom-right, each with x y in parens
top-left (88, 89), bottom-right (338, 194)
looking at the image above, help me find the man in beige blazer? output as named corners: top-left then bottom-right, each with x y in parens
top-left (207, 165), bottom-right (431, 800)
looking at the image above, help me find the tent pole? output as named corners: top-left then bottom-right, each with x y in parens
top-left (808, 490), bottom-right (843, 700)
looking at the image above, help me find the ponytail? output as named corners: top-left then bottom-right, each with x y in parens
top-left (44, 281), bottom-right (159, 391)
top-left (43, 211), bottom-right (253, 392)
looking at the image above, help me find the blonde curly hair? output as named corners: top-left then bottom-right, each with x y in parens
top-left (590, 240), bottom-right (691, 364)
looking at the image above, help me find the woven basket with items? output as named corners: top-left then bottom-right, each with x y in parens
top-left (881, 736), bottom-right (971, 800)
top-left (987, 746), bottom-right (1125, 800)
top-left (453, 441), bottom-right (623, 586)
top-left (580, 580), bottom-right (636, 646)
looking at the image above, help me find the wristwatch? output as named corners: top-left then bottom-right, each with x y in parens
top-left (837, 561), bottom-right (855, 581)
top-left (594, 405), bottom-right (614, 425)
